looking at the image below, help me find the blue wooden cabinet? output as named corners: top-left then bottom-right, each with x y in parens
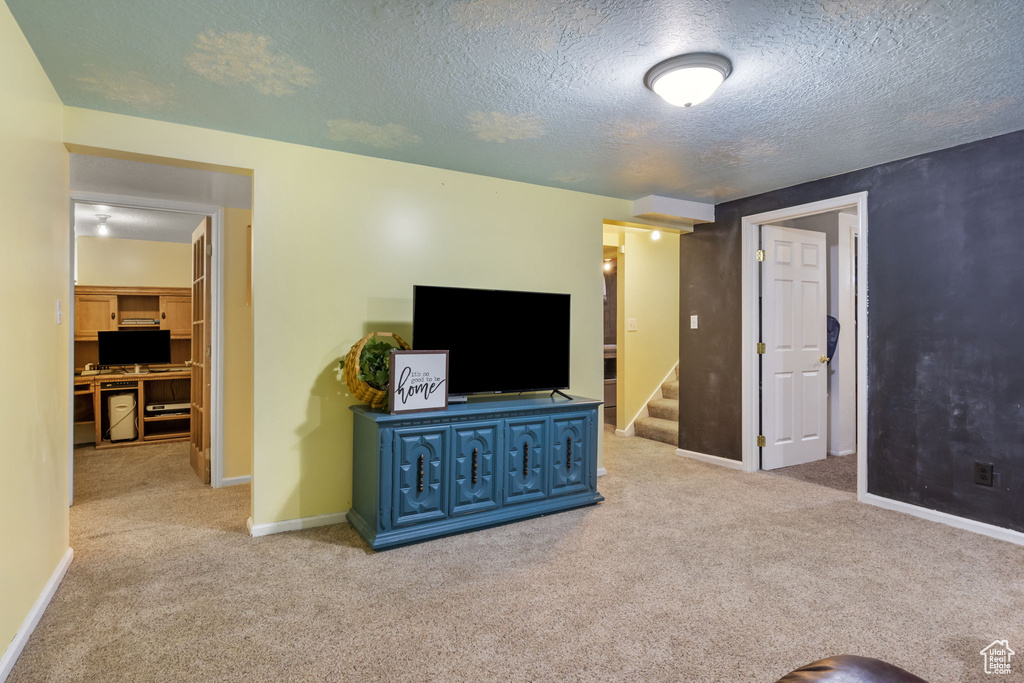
top-left (348, 396), bottom-right (603, 549)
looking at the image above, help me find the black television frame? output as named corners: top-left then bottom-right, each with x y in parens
top-left (97, 330), bottom-right (173, 367)
top-left (412, 285), bottom-right (571, 397)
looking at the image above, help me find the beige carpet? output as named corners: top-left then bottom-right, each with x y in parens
top-left (10, 431), bottom-right (1024, 682)
top-left (766, 453), bottom-right (858, 493)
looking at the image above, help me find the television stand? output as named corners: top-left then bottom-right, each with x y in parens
top-left (550, 389), bottom-right (571, 400)
top-left (349, 394), bottom-right (603, 549)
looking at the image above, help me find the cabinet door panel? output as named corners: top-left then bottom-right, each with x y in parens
top-left (75, 295), bottom-right (117, 339)
top-left (503, 418), bottom-right (547, 505)
top-left (451, 421), bottom-right (500, 516)
top-left (550, 413), bottom-right (589, 496)
top-left (393, 427), bottom-right (448, 527)
top-left (160, 295), bottom-right (192, 338)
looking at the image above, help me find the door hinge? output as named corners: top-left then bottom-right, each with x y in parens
top-left (206, 345), bottom-right (211, 358)
top-left (756, 342), bottom-right (766, 354)
top-left (756, 249), bottom-right (765, 262)
top-left (757, 435), bottom-right (766, 448)
top-left (206, 244), bottom-right (213, 256)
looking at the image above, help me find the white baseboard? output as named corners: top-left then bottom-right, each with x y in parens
top-left (860, 493), bottom-right (1024, 547)
top-left (829, 449), bottom-right (856, 457)
top-left (676, 448), bottom-right (744, 471)
top-left (0, 548), bottom-right (74, 682)
top-left (596, 467), bottom-right (607, 477)
top-left (220, 475), bottom-right (251, 487)
top-left (247, 511), bottom-right (348, 537)
top-left (614, 426), bottom-right (634, 437)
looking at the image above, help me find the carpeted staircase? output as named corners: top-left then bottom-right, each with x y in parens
top-left (634, 365), bottom-right (679, 446)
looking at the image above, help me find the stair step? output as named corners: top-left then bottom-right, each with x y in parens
top-left (662, 380), bottom-right (679, 400)
top-left (648, 398), bottom-right (679, 421)
top-left (634, 416), bottom-right (678, 446)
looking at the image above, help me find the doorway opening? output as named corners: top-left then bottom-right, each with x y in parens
top-left (602, 242), bottom-right (618, 427)
top-left (66, 151), bottom-right (253, 505)
top-left (602, 220), bottom-right (684, 448)
top-left (740, 193), bottom-right (868, 497)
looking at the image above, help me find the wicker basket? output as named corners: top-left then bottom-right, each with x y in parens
top-left (343, 332), bottom-right (411, 408)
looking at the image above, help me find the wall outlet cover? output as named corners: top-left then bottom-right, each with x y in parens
top-left (973, 462), bottom-right (994, 487)
top-left (690, 314), bottom-right (698, 329)
top-left (626, 318), bottom-right (638, 331)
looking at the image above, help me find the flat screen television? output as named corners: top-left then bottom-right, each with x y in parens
top-left (413, 285), bottom-right (570, 396)
top-left (98, 330), bottom-right (172, 367)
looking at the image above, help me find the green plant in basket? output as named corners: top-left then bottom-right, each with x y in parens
top-left (356, 336), bottom-right (396, 390)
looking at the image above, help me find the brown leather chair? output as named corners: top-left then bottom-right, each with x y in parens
top-left (775, 655), bottom-right (928, 682)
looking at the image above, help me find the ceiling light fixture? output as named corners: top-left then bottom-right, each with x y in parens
top-left (96, 214), bottom-right (110, 236)
top-left (644, 53), bottom-right (732, 108)
top-left (651, 230), bottom-right (662, 241)
top-left (603, 260), bottom-right (612, 271)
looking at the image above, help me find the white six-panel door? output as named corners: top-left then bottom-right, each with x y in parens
top-left (761, 225), bottom-right (828, 469)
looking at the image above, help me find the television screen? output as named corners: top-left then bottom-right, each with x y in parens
top-left (413, 285), bottom-right (570, 395)
top-left (98, 330), bottom-right (172, 366)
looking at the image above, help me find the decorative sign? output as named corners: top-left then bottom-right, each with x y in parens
top-left (389, 350), bottom-right (449, 414)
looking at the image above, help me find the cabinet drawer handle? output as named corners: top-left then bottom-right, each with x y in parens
top-left (471, 447), bottom-right (479, 486)
top-left (162, 311), bottom-right (166, 319)
top-left (566, 437), bottom-right (572, 471)
top-left (417, 455), bottom-right (424, 493)
top-left (111, 312), bottom-right (116, 320)
top-left (523, 442), bottom-right (529, 477)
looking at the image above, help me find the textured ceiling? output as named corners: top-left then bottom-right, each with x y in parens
top-left (74, 203), bottom-right (204, 243)
top-left (10, 0), bottom-right (1024, 202)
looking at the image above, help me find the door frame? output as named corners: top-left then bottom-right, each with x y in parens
top-left (67, 191), bottom-right (228, 500)
top-left (739, 192), bottom-right (868, 499)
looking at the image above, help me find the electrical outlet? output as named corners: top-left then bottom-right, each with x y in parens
top-left (974, 462), bottom-right (994, 487)
top-left (690, 315), bottom-right (698, 329)
top-left (626, 318), bottom-right (638, 331)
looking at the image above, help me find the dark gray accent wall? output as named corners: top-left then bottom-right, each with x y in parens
top-left (679, 129), bottom-right (1024, 533)
top-left (678, 207), bottom-right (743, 458)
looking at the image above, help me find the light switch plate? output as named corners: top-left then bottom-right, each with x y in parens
top-left (690, 315), bottom-right (698, 329)
top-left (626, 318), bottom-right (638, 331)
top-left (56, 299), bottom-right (63, 325)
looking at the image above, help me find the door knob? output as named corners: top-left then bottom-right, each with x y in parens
top-left (820, 355), bottom-right (830, 363)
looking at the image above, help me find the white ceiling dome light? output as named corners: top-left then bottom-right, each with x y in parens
top-left (644, 53), bottom-right (732, 108)
top-left (96, 214), bottom-right (111, 236)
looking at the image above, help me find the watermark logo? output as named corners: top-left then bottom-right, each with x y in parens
top-left (980, 640), bottom-right (1015, 675)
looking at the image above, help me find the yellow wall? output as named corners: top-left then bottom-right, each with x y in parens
top-left (222, 208), bottom-right (253, 479)
top-left (613, 226), bottom-right (680, 430)
top-left (75, 235), bottom-right (191, 287)
top-left (63, 107), bottom-right (637, 526)
top-left (0, 1), bottom-right (70, 656)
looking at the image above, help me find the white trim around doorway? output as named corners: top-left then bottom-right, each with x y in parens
top-left (67, 191), bottom-right (229, 493)
top-left (739, 192), bottom-right (869, 502)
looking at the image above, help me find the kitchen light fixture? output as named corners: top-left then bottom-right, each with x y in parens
top-left (644, 53), bottom-right (732, 107)
top-left (603, 260), bottom-right (612, 271)
top-left (96, 214), bottom-right (110, 236)
top-left (651, 230), bottom-right (662, 241)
